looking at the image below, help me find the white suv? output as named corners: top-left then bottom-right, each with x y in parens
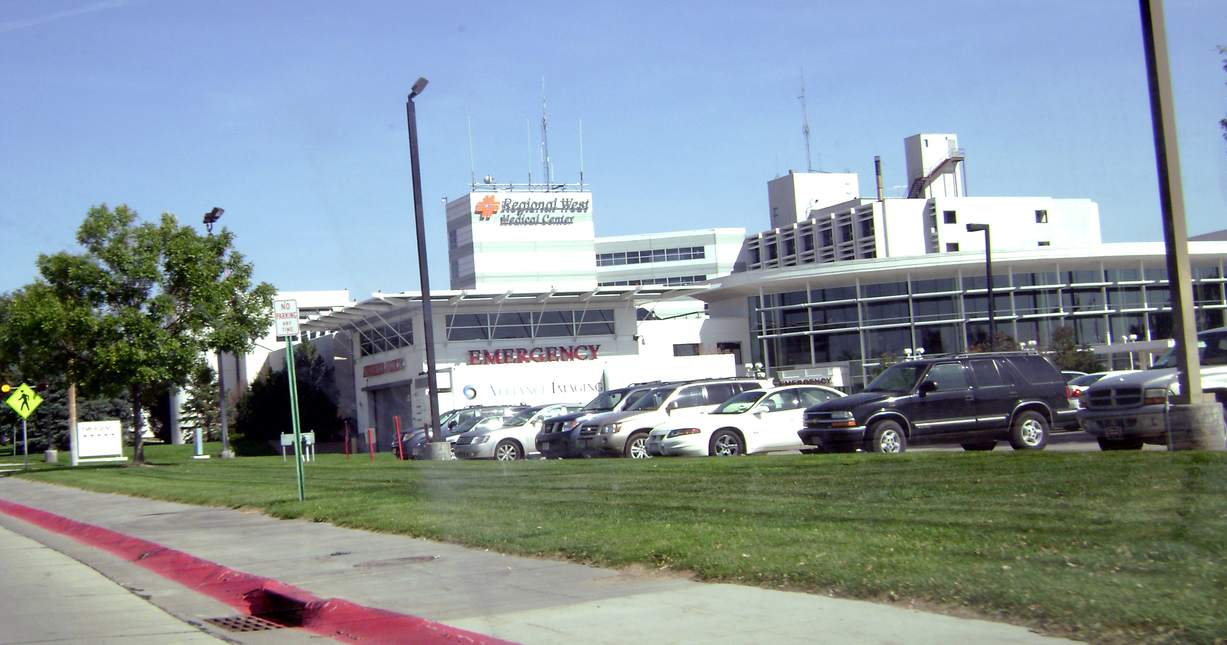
top-left (575, 378), bottom-right (771, 459)
top-left (453, 403), bottom-right (584, 460)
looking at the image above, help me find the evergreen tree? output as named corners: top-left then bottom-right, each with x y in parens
top-left (233, 341), bottom-right (347, 455)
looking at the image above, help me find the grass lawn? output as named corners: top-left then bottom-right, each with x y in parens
top-left (4, 444), bottom-right (1225, 645)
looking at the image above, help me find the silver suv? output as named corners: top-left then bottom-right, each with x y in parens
top-left (1078, 327), bottom-right (1227, 450)
top-left (575, 378), bottom-right (771, 458)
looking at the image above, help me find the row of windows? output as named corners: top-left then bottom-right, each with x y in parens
top-left (359, 319), bottom-right (414, 357)
top-left (596, 246), bottom-right (706, 267)
top-left (598, 275), bottom-right (708, 287)
top-left (446, 309), bottom-right (616, 341)
top-left (941, 210), bottom-right (1048, 224)
top-left (751, 218), bottom-right (876, 265)
top-left (757, 265), bottom-right (1225, 308)
top-left (757, 310), bottom-right (1227, 370)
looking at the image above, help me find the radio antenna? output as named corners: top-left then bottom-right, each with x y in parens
top-left (799, 68), bottom-right (816, 172)
top-left (467, 116), bottom-right (476, 186)
top-left (540, 77), bottom-right (552, 189)
top-left (579, 117), bottom-right (584, 188)
top-left (526, 118), bottom-right (532, 186)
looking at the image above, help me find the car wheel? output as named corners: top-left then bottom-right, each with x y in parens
top-left (961, 442), bottom-right (997, 451)
top-left (1097, 437), bottom-right (1144, 451)
top-left (494, 440), bottom-right (523, 461)
top-left (624, 432), bottom-right (651, 459)
top-left (1009, 411), bottom-right (1049, 450)
top-left (867, 420), bottom-right (906, 453)
top-left (709, 430), bottom-right (745, 456)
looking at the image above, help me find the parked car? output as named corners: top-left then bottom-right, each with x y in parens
top-left (454, 403), bottom-right (584, 460)
top-left (799, 352), bottom-right (1074, 453)
top-left (1062, 370), bottom-right (1088, 383)
top-left (1067, 371), bottom-right (1138, 409)
top-left (401, 405), bottom-right (528, 459)
top-left (648, 385), bottom-right (844, 457)
top-left (536, 384), bottom-right (667, 459)
top-left (1078, 327), bottom-right (1227, 450)
top-left (575, 378), bottom-right (771, 458)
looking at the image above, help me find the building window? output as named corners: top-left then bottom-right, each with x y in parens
top-left (1038, 241), bottom-right (1051, 246)
top-left (448, 229), bottom-right (458, 249)
top-left (673, 343), bottom-right (700, 357)
top-left (820, 229), bottom-right (834, 247)
top-left (943, 211), bottom-right (957, 224)
top-left (946, 242), bottom-right (960, 252)
top-left (596, 246), bottom-right (706, 267)
top-left (450, 259), bottom-right (459, 279)
top-left (1036, 210), bottom-right (1048, 223)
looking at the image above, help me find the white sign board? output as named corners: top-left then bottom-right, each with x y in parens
top-left (274, 299), bottom-right (300, 336)
top-left (77, 420), bottom-right (123, 458)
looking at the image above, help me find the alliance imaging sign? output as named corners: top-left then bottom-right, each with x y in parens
top-left (472, 192), bottom-right (592, 226)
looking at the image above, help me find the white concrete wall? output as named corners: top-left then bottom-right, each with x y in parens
top-left (933, 197), bottom-right (1101, 252)
top-left (768, 172), bottom-right (860, 230)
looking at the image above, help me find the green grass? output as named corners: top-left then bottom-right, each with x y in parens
top-left (6, 444), bottom-right (1226, 645)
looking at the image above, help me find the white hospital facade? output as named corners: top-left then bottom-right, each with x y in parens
top-left (292, 133), bottom-right (1226, 448)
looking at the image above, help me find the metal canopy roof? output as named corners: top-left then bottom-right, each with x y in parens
top-left (300, 285), bottom-right (707, 332)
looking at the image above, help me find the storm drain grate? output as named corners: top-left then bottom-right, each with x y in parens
top-left (204, 615), bottom-right (286, 632)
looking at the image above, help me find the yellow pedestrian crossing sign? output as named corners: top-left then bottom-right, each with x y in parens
top-left (6, 383), bottom-right (43, 419)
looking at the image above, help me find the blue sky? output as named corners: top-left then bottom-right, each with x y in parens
top-left (2, 0), bottom-right (1225, 301)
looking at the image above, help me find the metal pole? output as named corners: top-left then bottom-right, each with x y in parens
top-left (22, 419), bottom-right (28, 471)
top-left (985, 227), bottom-right (995, 349)
top-left (1139, 0), bottom-right (1202, 404)
top-left (406, 79), bottom-right (443, 450)
top-left (286, 338), bottom-right (305, 501)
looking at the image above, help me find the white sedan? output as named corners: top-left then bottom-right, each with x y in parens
top-left (647, 385), bottom-right (845, 457)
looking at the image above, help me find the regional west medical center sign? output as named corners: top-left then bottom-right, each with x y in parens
top-left (471, 192), bottom-right (592, 227)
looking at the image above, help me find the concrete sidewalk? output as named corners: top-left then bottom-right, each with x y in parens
top-left (0, 477), bottom-right (1081, 645)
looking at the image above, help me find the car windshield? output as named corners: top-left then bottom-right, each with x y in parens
top-left (1151, 335), bottom-right (1215, 369)
top-left (865, 364), bottom-right (925, 393)
top-left (626, 387), bottom-right (676, 411)
top-left (502, 408), bottom-right (539, 426)
top-left (582, 390), bottom-right (624, 411)
top-left (712, 390), bottom-right (765, 414)
top-left (1068, 373), bottom-right (1107, 387)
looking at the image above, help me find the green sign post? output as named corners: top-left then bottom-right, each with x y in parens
top-left (6, 383), bottom-right (44, 471)
top-left (274, 299), bottom-right (305, 501)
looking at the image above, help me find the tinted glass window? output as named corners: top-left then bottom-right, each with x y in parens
top-left (1008, 356), bottom-right (1062, 384)
top-left (866, 364), bottom-right (924, 393)
top-left (926, 363), bottom-right (969, 390)
top-left (704, 383), bottom-right (737, 405)
top-left (672, 386), bottom-right (706, 409)
top-left (969, 359), bottom-right (1008, 387)
top-left (627, 388), bottom-right (675, 411)
top-left (713, 390), bottom-right (764, 414)
top-left (761, 390), bottom-right (797, 412)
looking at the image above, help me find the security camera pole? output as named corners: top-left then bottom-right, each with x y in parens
top-left (405, 77), bottom-right (446, 459)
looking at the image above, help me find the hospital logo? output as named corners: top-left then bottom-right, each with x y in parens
top-left (474, 195), bottom-right (501, 221)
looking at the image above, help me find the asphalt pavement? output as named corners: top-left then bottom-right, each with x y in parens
top-left (0, 474), bottom-right (1088, 645)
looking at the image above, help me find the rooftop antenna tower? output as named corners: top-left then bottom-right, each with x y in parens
top-left (579, 117), bottom-right (585, 188)
top-left (799, 68), bottom-right (818, 172)
top-left (540, 77), bottom-right (552, 189)
top-left (526, 118), bottom-right (533, 186)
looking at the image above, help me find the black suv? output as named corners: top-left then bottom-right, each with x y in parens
top-left (799, 352), bottom-right (1074, 453)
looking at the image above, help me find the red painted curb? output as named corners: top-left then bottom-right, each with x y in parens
top-left (0, 498), bottom-right (516, 645)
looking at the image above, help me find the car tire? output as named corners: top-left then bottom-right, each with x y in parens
top-left (1009, 411), bottom-right (1049, 451)
top-left (867, 420), bottom-right (906, 453)
top-left (623, 432), bottom-right (651, 459)
top-left (1097, 437), bottom-right (1144, 451)
top-left (961, 442), bottom-right (997, 451)
top-left (494, 440), bottom-right (523, 461)
top-left (709, 430), bottom-right (745, 456)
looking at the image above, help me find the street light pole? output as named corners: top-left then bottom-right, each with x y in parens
top-left (966, 224), bottom-right (994, 350)
top-left (405, 77), bottom-right (445, 459)
top-left (201, 208), bottom-right (228, 459)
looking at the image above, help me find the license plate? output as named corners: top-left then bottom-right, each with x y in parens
top-left (1105, 426), bottom-right (1123, 440)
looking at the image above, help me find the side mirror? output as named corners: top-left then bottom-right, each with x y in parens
top-left (919, 380), bottom-right (938, 395)
top-left (665, 401), bottom-right (678, 415)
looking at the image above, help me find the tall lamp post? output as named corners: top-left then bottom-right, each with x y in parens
top-left (965, 223), bottom-right (995, 350)
top-left (405, 77), bottom-right (445, 459)
top-left (203, 207), bottom-right (233, 459)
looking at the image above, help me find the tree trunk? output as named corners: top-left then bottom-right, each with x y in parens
top-left (132, 383), bottom-right (145, 465)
